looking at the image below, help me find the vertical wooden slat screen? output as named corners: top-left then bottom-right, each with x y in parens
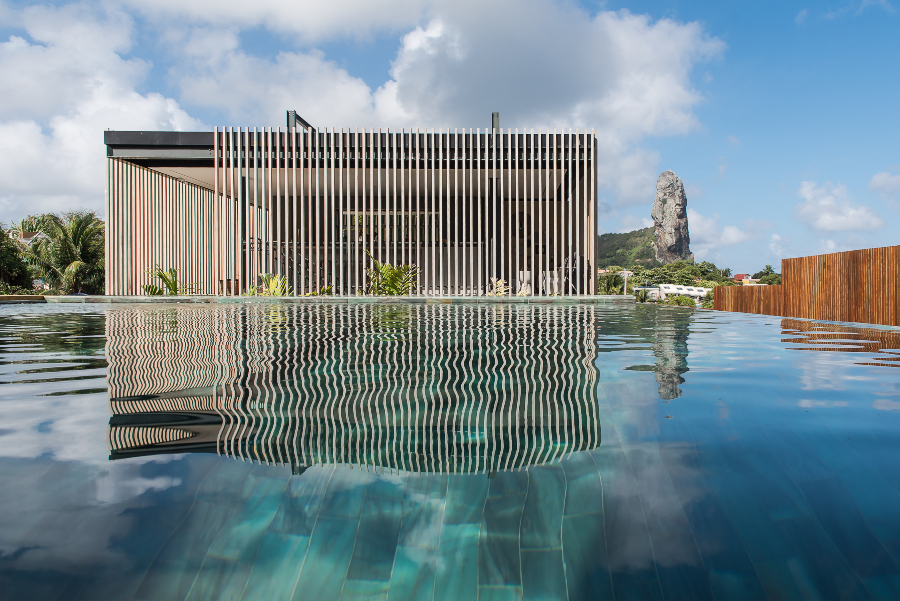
top-left (107, 128), bottom-right (598, 296)
top-left (713, 245), bottom-right (900, 326)
top-left (106, 157), bottom-right (220, 295)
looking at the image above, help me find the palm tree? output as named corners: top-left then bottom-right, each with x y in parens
top-left (598, 273), bottom-right (624, 295)
top-left (25, 211), bottom-right (105, 294)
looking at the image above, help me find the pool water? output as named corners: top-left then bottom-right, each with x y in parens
top-left (0, 302), bottom-right (899, 600)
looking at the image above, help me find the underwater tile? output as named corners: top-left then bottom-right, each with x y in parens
top-left (478, 473), bottom-right (528, 587)
top-left (799, 477), bottom-right (900, 581)
top-left (134, 499), bottom-right (236, 601)
top-left (561, 513), bottom-right (615, 601)
top-left (652, 532), bottom-right (715, 601)
top-left (519, 465), bottom-right (565, 549)
top-left (340, 579), bottom-right (390, 600)
top-left (318, 467), bottom-right (368, 519)
top-left (442, 474), bottom-right (490, 525)
top-left (433, 523), bottom-right (480, 601)
top-left (291, 517), bottom-right (360, 601)
top-left (268, 467), bottom-right (335, 537)
top-left (386, 544), bottom-right (436, 601)
top-left (478, 586), bottom-right (523, 601)
top-left (520, 549), bottom-right (567, 601)
top-left (397, 475), bottom-right (448, 550)
top-left (345, 478), bottom-right (405, 582)
top-left (241, 532), bottom-right (310, 600)
top-left (186, 476), bottom-right (286, 601)
top-left (560, 452), bottom-right (602, 517)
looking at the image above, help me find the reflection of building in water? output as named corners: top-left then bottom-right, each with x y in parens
top-left (106, 303), bottom-right (600, 474)
top-left (781, 318), bottom-right (900, 368)
top-left (651, 311), bottom-right (691, 400)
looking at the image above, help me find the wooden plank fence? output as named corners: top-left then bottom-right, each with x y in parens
top-left (714, 245), bottom-right (900, 327)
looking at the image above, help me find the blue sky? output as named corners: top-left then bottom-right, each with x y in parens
top-left (0, 0), bottom-right (896, 273)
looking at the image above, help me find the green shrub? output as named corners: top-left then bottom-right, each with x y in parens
top-left (364, 251), bottom-right (418, 296)
top-left (143, 265), bottom-right (194, 295)
top-left (663, 294), bottom-right (697, 307)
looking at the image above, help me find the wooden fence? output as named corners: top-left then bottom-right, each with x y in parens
top-left (714, 245), bottom-right (900, 327)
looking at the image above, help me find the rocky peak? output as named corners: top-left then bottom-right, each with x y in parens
top-left (651, 170), bottom-right (692, 264)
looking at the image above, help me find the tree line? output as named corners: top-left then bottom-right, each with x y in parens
top-left (0, 211), bottom-right (105, 295)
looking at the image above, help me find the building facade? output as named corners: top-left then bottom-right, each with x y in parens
top-left (105, 127), bottom-right (597, 296)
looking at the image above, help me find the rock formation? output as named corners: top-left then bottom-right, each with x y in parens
top-left (651, 170), bottom-right (693, 264)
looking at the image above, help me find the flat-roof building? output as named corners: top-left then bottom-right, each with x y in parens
top-left (105, 123), bottom-right (597, 296)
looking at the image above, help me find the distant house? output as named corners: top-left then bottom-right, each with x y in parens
top-left (733, 273), bottom-right (763, 285)
top-left (12, 231), bottom-right (50, 247)
top-left (658, 284), bottom-right (712, 304)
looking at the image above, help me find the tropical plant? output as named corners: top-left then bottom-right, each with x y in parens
top-left (486, 277), bottom-right (509, 296)
top-left (701, 290), bottom-right (715, 309)
top-left (143, 265), bottom-right (194, 295)
top-left (303, 284), bottom-right (333, 297)
top-left (0, 226), bottom-right (32, 289)
top-left (24, 211), bottom-right (104, 294)
top-left (9, 215), bottom-right (51, 238)
top-left (662, 294), bottom-right (697, 307)
top-left (598, 273), bottom-right (624, 295)
top-left (243, 273), bottom-right (295, 296)
top-left (364, 251), bottom-right (418, 296)
top-left (633, 288), bottom-right (650, 303)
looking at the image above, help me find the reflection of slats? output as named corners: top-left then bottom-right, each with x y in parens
top-left (105, 303), bottom-right (600, 474)
top-left (107, 426), bottom-right (195, 451)
top-left (110, 396), bottom-right (218, 414)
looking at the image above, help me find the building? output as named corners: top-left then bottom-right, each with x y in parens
top-left (658, 283), bottom-right (711, 303)
top-left (11, 231), bottom-right (50, 247)
top-left (105, 121), bottom-right (598, 296)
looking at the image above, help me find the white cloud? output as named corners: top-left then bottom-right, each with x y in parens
top-left (768, 233), bottom-right (786, 256)
top-left (0, 4), bottom-right (202, 223)
top-left (125, 0), bottom-right (427, 43)
top-left (0, 0), bottom-right (724, 222)
top-left (726, 135), bottom-right (740, 146)
top-left (868, 169), bottom-right (900, 198)
top-left (795, 9), bottom-right (810, 24)
top-left (165, 2), bottom-right (723, 207)
top-left (687, 208), bottom-right (766, 258)
top-left (794, 181), bottom-right (884, 232)
top-left (618, 214), bottom-right (654, 232)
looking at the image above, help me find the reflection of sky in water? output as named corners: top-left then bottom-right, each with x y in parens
top-left (0, 303), bottom-right (899, 600)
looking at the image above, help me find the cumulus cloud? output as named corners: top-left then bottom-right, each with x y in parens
top-left (0, 0), bottom-right (724, 222)
top-left (868, 169), bottom-right (900, 199)
top-left (794, 181), bottom-right (884, 232)
top-left (164, 1), bottom-right (722, 207)
top-left (768, 233), bottom-right (786, 257)
top-left (0, 4), bottom-right (202, 223)
top-left (125, 0), bottom-right (427, 43)
top-left (618, 214), bottom-right (654, 232)
top-left (687, 208), bottom-right (768, 258)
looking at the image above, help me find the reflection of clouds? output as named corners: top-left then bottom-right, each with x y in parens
top-left (873, 398), bottom-right (900, 411)
top-left (0, 457), bottom-right (181, 574)
top-left (0, 392), bottom-right (110, 463)
top-left (792, 351), bottom-right (873, 391)
top-left (600, 442), bottom-right (710, 572)
top-left (798, 399), bottom-right (849, 408)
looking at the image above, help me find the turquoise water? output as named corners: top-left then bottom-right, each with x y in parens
top-left (1, 302), bottom-right (899, 600)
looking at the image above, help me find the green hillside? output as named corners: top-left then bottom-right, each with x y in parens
top-left (596, 227), bottom-right (660, 269)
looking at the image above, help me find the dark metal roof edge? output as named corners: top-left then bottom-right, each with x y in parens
top-left (104, 131), bottom-right (213, 147)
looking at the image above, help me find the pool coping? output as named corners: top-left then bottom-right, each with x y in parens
top-left (35, 294), bottom-right (635, 305)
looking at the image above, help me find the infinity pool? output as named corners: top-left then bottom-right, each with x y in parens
top-left (1, 302), bottom-right (899, 600)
